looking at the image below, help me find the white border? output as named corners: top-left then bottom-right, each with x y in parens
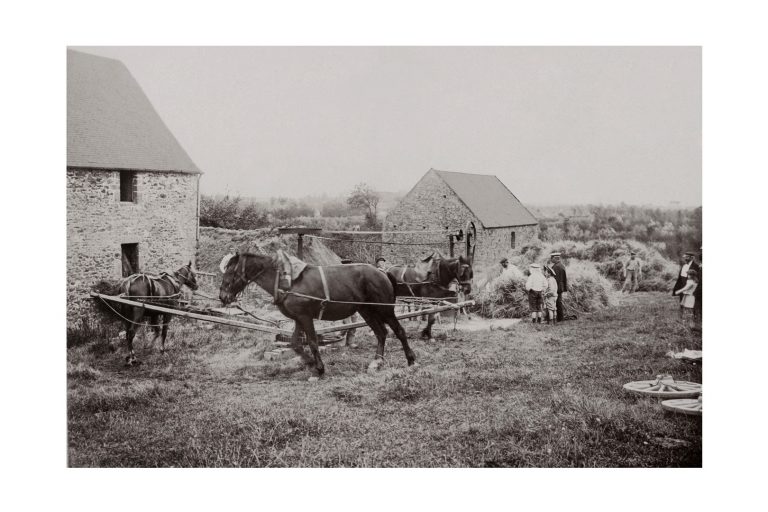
top-left (3, 0), bottom-right (766, 510)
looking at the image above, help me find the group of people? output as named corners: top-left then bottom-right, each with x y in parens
top-left (672, 250), bottom-right (702, 320)
top-left (521, 252), bottom-right (568, 324)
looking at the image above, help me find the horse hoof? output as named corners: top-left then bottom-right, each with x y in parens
top-left (409, 361), bottom-right (419, 368)
top-left (367, 359), bottom-right (382, 373)
top-left (308, 376), bottom-right (320, 382)
top-left (429, 338), bottom-right (436, 343)
top-left (347, 343), bottom-right (359, 349)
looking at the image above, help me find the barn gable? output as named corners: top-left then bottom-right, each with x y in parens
top-left (432, 169), bottom-right (537, 228)
top-left (382, 168), bottom-right (539, 267)
top-left (67, 49), bottom-right (201, 174)
top-left (67, 50), bottom-right (201, 327)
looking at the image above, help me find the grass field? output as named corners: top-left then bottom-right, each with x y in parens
top-left (67, 292), bottom-right (702, 467)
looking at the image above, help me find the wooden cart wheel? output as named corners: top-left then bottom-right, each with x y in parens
top-left (623, 375), bottom-right (701, 398)
top-left (662, 396), bottom-right (702, 416)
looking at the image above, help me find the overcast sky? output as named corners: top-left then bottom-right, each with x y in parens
top-left (74, 46), bottom-right (701, 206)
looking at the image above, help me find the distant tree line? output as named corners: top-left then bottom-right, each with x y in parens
top-left (538, 204), bottom-right (702, 261)
top-left (200, 183), bottom-right (384, 231)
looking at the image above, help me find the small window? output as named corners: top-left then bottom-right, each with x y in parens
top-left (121, 243), bottom-right (139, 277)
top-left (120, 171), bottom-right (137, 202)
top-left (510, 231), bottom-right (516, 249)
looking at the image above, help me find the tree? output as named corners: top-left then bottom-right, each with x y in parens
top-left (347, 183), bottom-right (381, 228)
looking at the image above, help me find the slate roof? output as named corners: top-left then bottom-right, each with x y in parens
top-left (67, 49), bottom-right (202, 174)
top-left (432, 169), bottom-right (538, 228)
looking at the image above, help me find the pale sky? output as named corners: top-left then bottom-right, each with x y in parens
top-left (74, 46), bottom-right (701, 206)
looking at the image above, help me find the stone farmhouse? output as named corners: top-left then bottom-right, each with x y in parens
top-left (67, 50), bottom-right (202, 325)
top-left (382, 169), bottom-right (539, 267)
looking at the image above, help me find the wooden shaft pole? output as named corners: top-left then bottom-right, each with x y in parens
top-left (91, 292), bottom-right (291, 335)
top-left (297, 234), bottom-right (304, 259)
top-left (314, 300), bottom-right (475, 334)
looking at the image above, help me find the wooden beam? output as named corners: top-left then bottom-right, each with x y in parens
top-left (91, 292), bottom-right (291, 335)
top-left (277, 227), bottom-right (323, 235)
top-left (324, 229), bottom-right (450, 235)
top-left (314, 300), bottom-right (475, 334)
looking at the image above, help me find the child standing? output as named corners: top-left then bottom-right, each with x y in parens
top-left (543, 265), bottom-right (559, 324)
top-left (674, 269), bottom-right (698, 321)
top-left (525, 263), bottom-right (547, 323)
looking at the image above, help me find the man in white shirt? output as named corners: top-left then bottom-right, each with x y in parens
top-left (621, 251), bottom-right (643, 293)
top-left (525, 263), bottom-right (548, 324)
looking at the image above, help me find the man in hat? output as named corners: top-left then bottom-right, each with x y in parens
top-left (693, 247), bottom-right (702, 320)
top-left (525, 263), bottom-right (547, 323)
top-left (550, 253), bottom-right (568, 321)
top-left (375, 257), bottom-right (389, 272)
top-left (621, 251), bottom-right (643, 293)
top-left (672, 251), bottom-right (700, 299)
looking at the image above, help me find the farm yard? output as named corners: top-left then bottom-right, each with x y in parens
top-left (68, 292), bottom-right (701, 467)
top-left (64, 47), bottom-right (705, 473)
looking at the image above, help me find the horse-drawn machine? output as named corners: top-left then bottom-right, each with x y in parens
top-left (93, 227), bottom-right (477, 373)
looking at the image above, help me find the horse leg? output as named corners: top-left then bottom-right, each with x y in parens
top-left (125, 307), bottom-right (143, 366)
top-left (160, 314), bottom-right (170, 353)
top-left (421, 313), bottom-right (436, 341)
top-left (383, 311), bottom-right (416, 366)
top-left (288, 322), bottom-right (314, 366)
top-left (296, 317), bottom-right (324, 376)
top-left (343, 313), bottom-right (358, 347)
top-left (148, 314), bottom-right (161, 349)
top-left (357, 308), bottom-right (389, 371)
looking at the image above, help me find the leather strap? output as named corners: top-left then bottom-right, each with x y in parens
top-left (318, 266), bottom-right (330, 320)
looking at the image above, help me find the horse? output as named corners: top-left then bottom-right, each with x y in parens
top-left (386, 254), bottom-right (473, 340)
top-left (219, 252), bottom-right (416, 376)
top-left (119, 262), bottom-right (198, 366)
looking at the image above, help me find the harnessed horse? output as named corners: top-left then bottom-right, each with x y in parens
top-left (219, 252), bottom-right (416, 376)
top-left (119, 262), bottom-right (198, 366)
top-left (386, 254), bottom-right (473, 340)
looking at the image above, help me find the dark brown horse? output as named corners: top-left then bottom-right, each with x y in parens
top-left (219, 252), bottom-right (416, 376)
top-left (387, 254), bottom-right (473, 340)
top-left (119, 262), bottom-right (198, 365)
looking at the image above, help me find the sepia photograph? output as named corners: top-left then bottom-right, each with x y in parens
top-left (66, 46), bottom-right (703, 468)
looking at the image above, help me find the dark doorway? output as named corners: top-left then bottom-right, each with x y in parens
top-left (510, 231), bottom-right (516, 249)
top-left (121, 243), bottom-right (139, 277)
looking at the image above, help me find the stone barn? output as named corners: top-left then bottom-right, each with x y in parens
top-left (67, 50), bottom-right (202, 325)
top-left (382, 169), bottom-right (539, 267)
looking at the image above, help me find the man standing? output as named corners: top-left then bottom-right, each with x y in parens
top-left (621, 251), bottom-right (643, 293)
top-left (550, 252), bottom-right (568, 322)
top-left (525, 263), bottom-right (547, 323)
top-left (693, 247), bottom-right (702, 320)
top-left (672, 251), bottom-right (700, 298)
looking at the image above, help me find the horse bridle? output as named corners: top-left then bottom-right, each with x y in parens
top-left (173, 266), bottom-right (196, 288)
top-left (436, 258), bottom-right (472, 287)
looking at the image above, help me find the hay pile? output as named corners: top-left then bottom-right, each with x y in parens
top-left (510, 239), bottom-right (678, 292)
top-left (197, 227), bottom-right (341, 273)
top-left (471, 260), bottom-right (614, 319)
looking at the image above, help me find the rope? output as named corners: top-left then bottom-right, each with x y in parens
top-left (193, 290), bottom-right (218, 300)
top-left (305, 234), bottom-right (447, 246)
top-left (281, 290), bottom-right (463, 309)
top-left (97, 296), bottom-right (169, 327)
top-left (235, 304), bottom-right (283, 327)
top-left (123, 292), bottom-right (181, 299)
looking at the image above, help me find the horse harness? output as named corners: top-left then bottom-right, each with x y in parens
top-left (233, 256), bottom-right (333, 320)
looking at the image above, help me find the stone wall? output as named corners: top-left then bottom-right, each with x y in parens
top-left (382, 170), bottom-right (474, 263)
top-left (382, 169), bottom-right (539, 267)
top-left (473, 224), bottom-right (540, 268)
top-left (67, 168), bottom-right (199, 325)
